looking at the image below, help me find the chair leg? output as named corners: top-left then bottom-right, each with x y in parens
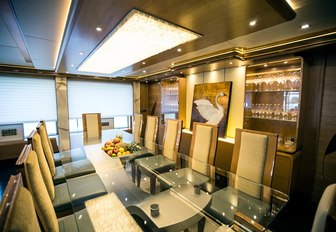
top-left (150, 175), bottom-right (156, 194)
top-left (131, 163), bottom-right (136, 183)
top-left (136, 167), bottom-right (141, 187)
top-left (197, 216), bottom-right (205, 232)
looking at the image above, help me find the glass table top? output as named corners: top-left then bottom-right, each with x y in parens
top-left (61, 129), bottom-right (289, 232)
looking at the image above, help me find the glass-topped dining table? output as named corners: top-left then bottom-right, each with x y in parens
top-left (63, 129), bottom-right (288, 232)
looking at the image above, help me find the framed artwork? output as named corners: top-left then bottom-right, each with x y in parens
top-left (191, 82), bottom-right (232, 138)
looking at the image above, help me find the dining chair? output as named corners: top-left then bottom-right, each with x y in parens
top-left (229, 128), bottom-right (278, 197)
top-left (130, 115), bottom-right (159, 182)
top-left (38, 121), bottom-right (86, 165)
top-left (28, 130), bottom-right (96, 185)
top-left (207, 128), bottom-right (278, 226)
top-left (311, 183), bottom-right (336, 232)
top-left (133, 113), bottom-right (143, 144)
top-left (136, 119), bottom-right (183, 194)
top-left (0, 174), bottom-right (41, 232)
top-left (16, 144), bottom-right (107, 216)
top-left (158, 122), bottom-right (219, 190)
top-left (0, 173), bottom-right (94, 232)
top-left (82, 113), bottom-right (102, 139)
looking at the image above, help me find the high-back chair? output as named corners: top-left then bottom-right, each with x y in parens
top-left (129, 115), bottom-right (159, 183)
top-left (144, 115), bottom-right (159, 151)
top-left (0, 174), bottom-right (41, 232)
top-left (136, 119), bottom-right (183, 194)
top-left (16, 144), bottom-right (107, 215)
top-left (82, 113), bottom-right (102, 139)
top-left (28, 130), bottom-right (95, 185)
top-left (189, 122), bottom-right (219, 176)
top-left (207, 128), bottom-right (278, 227)
top-left (312, 183), bottom-right (336, 232)
top-left (230, 128), bottom-right (278, 197)
top-left (133, 113), bottom-right (143, 144)
top-left (158, 122), bottom-right (219, 191)
top-left (38, 121), bottom-right (86, 164)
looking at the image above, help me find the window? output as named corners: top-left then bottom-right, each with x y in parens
top-left (0, 75), bottom-right (57, 137)
top-left (67, 79), bottom-right (133, 132)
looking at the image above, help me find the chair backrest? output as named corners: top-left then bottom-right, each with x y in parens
top-left (27, 130), bottom-right (55, 200)
top-left (230, 128), bottom-right (278, 198)
top-left (144, 115), bottom-right (159, 151)
top-left (189, 122), bottom-right (218, 175)
top-left (0, 174), bottom-right (41, 232)
top-left (18, 144), bottom-right (59, 232)
top-left (82, 113), bottom-right (102, 139)
top-left (36, 122), bottom-right (56, 177)
top-left (162, 119), bottom-right (183, 162)
top-left (312, 183), bottom-right (336, 232)
top-left (133, 114), bottom-right (143, 144)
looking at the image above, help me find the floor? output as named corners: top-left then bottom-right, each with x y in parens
top-left (0, 159), bottom-right (317, 231)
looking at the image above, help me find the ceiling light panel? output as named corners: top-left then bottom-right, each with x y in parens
top-left (78, 9), bottom-right (201, 74)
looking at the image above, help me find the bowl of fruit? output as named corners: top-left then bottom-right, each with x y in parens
top-left (101, 134), bottom-right (141, 157)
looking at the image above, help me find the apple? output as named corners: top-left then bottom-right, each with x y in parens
top-left (107, 150), bottom-right (113, 156)
top-left (113, 148), bottom-right (119, 154)
top-left (113, 138), bottom-right (121, 144)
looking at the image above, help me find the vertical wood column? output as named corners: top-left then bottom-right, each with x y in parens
top-left (133, 81), bottom-right (140, 114)
top-left (55, 76), bottom-right (70, 151)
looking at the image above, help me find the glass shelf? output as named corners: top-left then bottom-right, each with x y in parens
top-left (244, 116), bottom-right (297, 123)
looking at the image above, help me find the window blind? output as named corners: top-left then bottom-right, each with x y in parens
top-left (0, 75), bottom-right (57, 124)
top-left (68, 79), bottom-right (133, 119)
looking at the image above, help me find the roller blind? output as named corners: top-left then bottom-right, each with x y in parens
top-left (68, 79), bottom-right (133, 119)
top-left (0, 75), bottom-right (57, 124)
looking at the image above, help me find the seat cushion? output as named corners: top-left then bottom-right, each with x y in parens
top-left (63, 159), bottom-right (96, 179)
top-left (66, 173), bottom-right (107, 208)
top-left (58, 209), bottom-right (94, 232)
top-left (58, 148), bottom-right (87, 163)
top-left (53, 166), bottom-right (66, 185)
top-left (53, 183), bottom-right (72, 213)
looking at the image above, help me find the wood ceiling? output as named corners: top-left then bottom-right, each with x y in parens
top-left (0, 0), bottom-right (336, 80)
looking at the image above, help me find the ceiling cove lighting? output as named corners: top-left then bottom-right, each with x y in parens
top-left (78, 9), bottom-right (201, 74)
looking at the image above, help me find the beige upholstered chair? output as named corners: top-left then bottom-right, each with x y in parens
top-left (0, 174), bottom-right (41, 232)
top-left (136, 119), bottom-right (183, 194)
top-left (133, 113), bottom-right (143, 144)
top-left (82, 113), bottom-right (102, 139)
top-left (230, 128), bottom-right (278, 197)
top-left (38, 121), bottom-right (86, 164)
top-left (144, 115), bottom-right (159, 151)
top-left (312, 183), bottom-right (336, 232)
top-left (130, 115), bottom-right (159, 183)
top-left (16, 144), bottom-right (107, 216)
top-left (207, 128), bottom-right (278, 226)
top-left (158, 122), bottom-right (219, 190)
top-left (28, 130), bottom-right (95, 185)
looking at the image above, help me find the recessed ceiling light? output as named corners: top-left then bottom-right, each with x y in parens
top-left (171, 62), bottom-right (175, 66)
top-left (177, 48), bottom-right (182, 52)
top-left (180, 71), bottom-right (183, 74)
top-left (284, 61), bottom-right (288, 64)
top-left (96, 27), bottom-right (102, 32)
top-left (142, 61), bottom-right (146, 65)
top-left (155, 79), bottom-right (158, 81)
top-left (300, 24), bottom-right (310, 29)
top-left (78, 9), bottom-right (201, 74)
top-left (249, 20), bottom-right (257, 26)
top-left (143, 70), bottom-right (146, 73)
top-left (171, 69), bottom-right (175, 71)
top-left (146, 81), bottom-right (148, 83)
top-left (229, 62), bottom-right (233, 65)
top-left (79, 52), bottom-right (84, 55)
top-left (264, 64), bottom-right (268, 67)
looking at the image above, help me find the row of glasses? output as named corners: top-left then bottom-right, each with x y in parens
top-left (246, 104), bottom-right (298, 121)
top-left (246, 71), bottom-right (301, 92)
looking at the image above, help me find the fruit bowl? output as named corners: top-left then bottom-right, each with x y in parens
top-left (101, 134), bottom-right (141, 157)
